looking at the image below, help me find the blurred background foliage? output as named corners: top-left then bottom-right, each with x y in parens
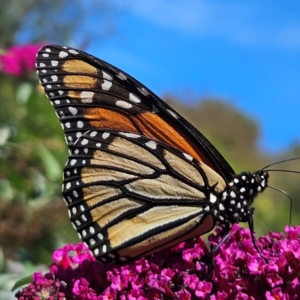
top-left (0, 0), bottom-right (300, 298)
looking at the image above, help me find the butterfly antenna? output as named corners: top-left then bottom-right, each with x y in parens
top-left (265, 169), bottom-right (300, 175)
top-left (261, 156), bottom-right (300, 171)
top-left (267, 184), bottom-right (292, 227)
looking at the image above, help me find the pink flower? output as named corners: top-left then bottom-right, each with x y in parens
top-left (14, 271), bottom-right (65, 299)
top-left (0, 44), bottom-right (44, 76)
top-left (195, 281), bottom-right (213, 298)
top-left (265, 287), bottom-right (286, 300)
top-left (247, 257), bottom-right (265, 275)
top-left (15, 225), bottom-right (300, 299)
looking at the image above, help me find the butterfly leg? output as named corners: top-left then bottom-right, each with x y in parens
top-left (248, 207), bottom-right (268, 263)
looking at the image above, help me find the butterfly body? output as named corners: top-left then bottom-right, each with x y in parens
top-left (36, 45), bottom-right (269, 263)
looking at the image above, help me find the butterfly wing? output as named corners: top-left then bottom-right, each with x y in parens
top-left (63, 130), bottom-right (226, 262)
top-left (36, 45), bottom-right (234, 181)
top-left (36, 45), bottom-right (232, 262)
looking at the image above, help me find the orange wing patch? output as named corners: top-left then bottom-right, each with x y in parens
top-left (133, 112), bottom-right (203, 161)
top-left (84, 108), bottom-right (205, 163)
top-left (83, 107), bottom-right (205, 163)
top-left (84, 107), bottom-right (138, 132)
top-left (62, 59), bottom-right (99, 75)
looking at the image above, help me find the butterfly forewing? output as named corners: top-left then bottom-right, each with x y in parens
top-left (36, 45), bottom-right (234, 180)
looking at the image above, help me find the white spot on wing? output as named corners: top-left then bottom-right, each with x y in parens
top-left (59, 51), bottom-right (68, 58)
top-left (102, 71), bottom-right (112, 80)
top-left (80, 91), bottom-right (94, 103)
top-left (209, 194), bottom-right (217, 204)
top-left (69, 107), bottom-right (78, 115)
top-left (70, 159), bottom-right (77, 165)
top-left (81, 138), bottom-right (88, 145)
top-left (51, 75), bottom-right (58, 82)
top-left (138, 87), bottom-right (150, 96)
top-left (69, 49), bottom-right (79, 55)
top-left (117, 72), bottom-right (127, 80)
top-left (90, 131), bottom-right (97, 137)
top-left (167, 109), bottom-right (178, 119)
top-left (102, 132), bottom-right (110, 139)
top-left (102, 80), bottom-right (112, 90)
top-left (119, 132), bottom-right (141, 138)
top-left (77, 121), bottom-right (84, 128)
top-left (183, 153), bottom-right (193, 161)
top-left (145, 140), bottom-right (157, 149)
top-left (219, 203), bottom-right (225, 211)
top-left (116, 100), bottom-right (132, 109)
top-left (129, 93), bottom-right (141, 103)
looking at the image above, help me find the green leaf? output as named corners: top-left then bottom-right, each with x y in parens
top-left (0, 127), bottom-right (10, 146)
top-left (37, 144), bottom-right (62, 181)
top-left (11, 274), bottom-right (32, 291)
top-left (0, 180), bottom-right (14, 202)
top-left (16, 82), bottom-right (33, 105)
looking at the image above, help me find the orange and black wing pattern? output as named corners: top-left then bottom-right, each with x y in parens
top-left (36, 45), bottom-right (234, 263)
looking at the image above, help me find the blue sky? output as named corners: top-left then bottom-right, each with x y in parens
top-left (83, 1), bottom-right (300, 154)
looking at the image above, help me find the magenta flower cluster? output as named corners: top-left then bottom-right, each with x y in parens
top-left (15, 225), bottom-right (300, 299)
top-left (0, 44), bottom-right (43, 76)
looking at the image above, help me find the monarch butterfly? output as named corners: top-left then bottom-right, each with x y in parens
top-left (36, 45), bottom-right (269, 263)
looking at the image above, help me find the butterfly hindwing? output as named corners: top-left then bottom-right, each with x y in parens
top-left (63, 130), bottom-right (225, 262)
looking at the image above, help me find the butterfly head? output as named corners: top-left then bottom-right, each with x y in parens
top-left (215, 170), bottom-right (269, 230)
